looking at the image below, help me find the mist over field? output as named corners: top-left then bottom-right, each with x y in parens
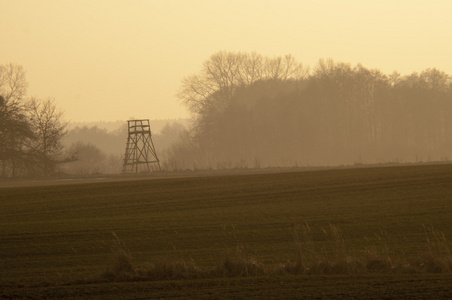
top-left (56, 57), bottom-right (452, 174)
top-left (169, 53), bottom-right (452, 170)
top-left (3, 2), bottom-right (452, 298)
top-left (2, 52), bottom-right (452, 177)
top-left (3, 0), bottom-right (452, 178)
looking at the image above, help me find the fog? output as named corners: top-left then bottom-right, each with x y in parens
top-left (3, 1), bottom-right (452, 177)
top-left (60, 120), bottom-right (189, 175)
top-left (2, 52), bottom-right (452, 177)
top-left (60, 53), bottom-right (452, 173)
top-left (164, 53), bottom-right (452, 170)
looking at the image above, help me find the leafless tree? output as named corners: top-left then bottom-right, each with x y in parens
top-left (0, 64), bottom-right (32, 177)
top-left (27, 97), bottom-right (68, 176)
top-left (0, 63), bottom-right (27, 108)
top-left (178, 51), bottom-right (306, 116)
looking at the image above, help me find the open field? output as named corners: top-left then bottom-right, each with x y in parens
top-left (1, 164), bottom-right (452, 298)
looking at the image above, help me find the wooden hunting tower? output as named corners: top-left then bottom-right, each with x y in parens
top-left (122, 119), bottom-right (161, 173)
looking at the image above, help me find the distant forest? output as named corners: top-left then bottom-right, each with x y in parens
top-left (169, 52), bottom-right (452, 170)
top-left (2, 52), bottom-right (452, 177)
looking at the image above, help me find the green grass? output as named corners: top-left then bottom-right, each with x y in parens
top-left (1, 164), bottom-right (452, 298)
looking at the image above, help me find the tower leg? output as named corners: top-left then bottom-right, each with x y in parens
top-left (122, 119), bottom-right (161, 173)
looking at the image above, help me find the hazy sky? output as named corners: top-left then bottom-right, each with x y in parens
top-left (2, 0), bottom-right (451, 122)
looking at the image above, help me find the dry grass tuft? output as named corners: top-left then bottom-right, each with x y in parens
top-left (364, 244), bottom-right (394, 273)
top-left (100, 232), bottom-right (135, 281)
top-left (416, 253), bottom-right (451, 273)
top-left (99, 225), bottom-right (452, 282)
top-left (280, 223), bottom-right (365, 275)
top-left (279, 223), bottom-right (452, 275)
top-left (213, 247), bottom-right (265, 277)
top-left (415, 225), bottom-right (452, 273)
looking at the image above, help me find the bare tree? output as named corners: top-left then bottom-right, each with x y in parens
top-left (0, 64), bottom-right (32, 177)
top-left (0, 63), bottom-right (27, 107)
top-left (27, 97), bottom-right (68, 176)
top-left (263, 54), bottom-right (305, 80)
top-left (178, 51), bottom-right (306, 116)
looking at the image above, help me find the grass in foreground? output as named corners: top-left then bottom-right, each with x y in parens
top-left (100, 223), bottom-right (452, 282)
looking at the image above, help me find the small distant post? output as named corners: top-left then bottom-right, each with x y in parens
top-left (122, 119), bottom-right (161, 173)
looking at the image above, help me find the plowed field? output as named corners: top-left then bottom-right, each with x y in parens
top-left (1, 164), bottom-right (452, 299)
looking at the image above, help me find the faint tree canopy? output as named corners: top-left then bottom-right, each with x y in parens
top-left (178, 51), bottom-right (307, 116)
top-left (171, 53), bottom-right (452, 170)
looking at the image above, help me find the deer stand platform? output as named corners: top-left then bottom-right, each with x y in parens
top-left (122, 119), bottom-right (161, 173)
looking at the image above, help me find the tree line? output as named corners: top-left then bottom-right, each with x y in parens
top-left (4, 53), bottom-right (451, 176)
top-left (167, 51), bottom-right (452, 169)
top-left (1, 63), bottom-right (67, 177)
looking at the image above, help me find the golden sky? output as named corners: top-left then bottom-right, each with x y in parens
top-left (2, 0), bottom-right (451, 122)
